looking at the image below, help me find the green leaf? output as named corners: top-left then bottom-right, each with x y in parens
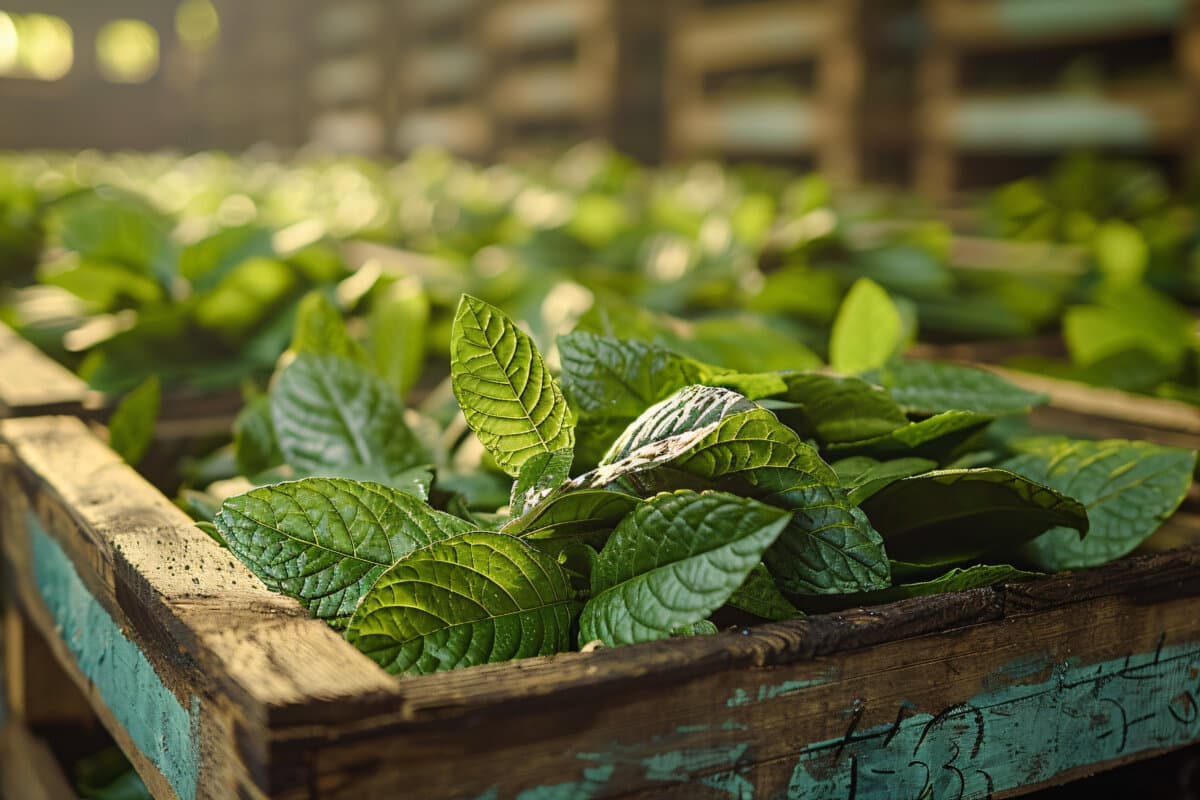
top-left (824, 411), bottom-right (993, 463)
top-left (858, 468), bottom-right (1088, 571)
top-left (107, 374), bottom-right (160, 467)
top-left (369, 277), bottom-right (429, 398)
top-left (504, 488), bottom-right (640, 543)
top-left (593, 407), bottom-right (891, 595)
top-left (602, 384), bottom-right (755, 465)
top-left (180, 225), bottom-right (275, 291)
top-left (214, 478), bottom-right (472, 624)
top-left (830, 278), bottom-right (904, 374)
top-left (672, 620), bottom-right (719, 637)
top-left (1093, 220), bottom-right (1147, 287)
top-left (710, 371), bottom-right (789, 400)
top-left (346, 532), bottom-right (577, 674)
top-left (771, 372), bottom-right (907, 443)
top-left (233, 395), bottom-right (282, 477)
top-left (1064, 284), bottom-right (1194, 369)
top-left (270, 353), bottom-right (426, 477)
top-left (727, 563), bottom-right (801, 621)
top-left (801, 564), bottom-right (1038, 612)
top-left (578, 491), bottom-right (791, 646)
top-left (510, 448), bottom-right (573, 516)
top-left (451, 295), bottom-right (575, 476)
top-left (874, 360), bottom-right (1048, 416)
top-left (290, 290), bottom-right (368, 364)
top-left (1001, 439), bottom-right (1197, 570)
top-left (832, 456), bottom-right (939, 505)
top-left (558, 332), bottom-right (721, 466)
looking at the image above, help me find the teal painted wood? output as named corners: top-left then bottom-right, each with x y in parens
top-left (28, 512), bottom-right (201, 800)
top-left (471, 638), bottom-right (1200, 799)
top-left (990, 0), bottom-right (1183, 41)
top-left (953, 96), bottom-right (1157, 150)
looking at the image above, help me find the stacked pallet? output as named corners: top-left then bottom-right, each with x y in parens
top-left (665, 0), bottom-right (864, 184)
top-left (482, 0), bottom-right (665, 161)
top-left (917, 0), bottom-right (1200, 200)
top-left (307, 0), bottom-right (392, 154)
top-left (395, 0), bottom-right (491, 158)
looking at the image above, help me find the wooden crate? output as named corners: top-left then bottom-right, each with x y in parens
top-left (304, 0), bottom-right (395, 155)
top-left (917, 0), bottom-right (1200, 201)
top-left (483, 0), bottom-right (667, 162)
top-left (4, 378), bottom-right (1200, 798)
top-left (394, 0), bottom-right (492, 158)
top-left (665, 0), bottom-right (865, 184)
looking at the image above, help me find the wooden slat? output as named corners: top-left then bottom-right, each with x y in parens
top-left (491, 64), bottom-right (604, 120)
top-left (394, 106), bottom-right (492, 156)
top-left (484, 0), bottom-right (597, 51)
top-left (672, 97), bottom-right (822, 155)
top-left (932, 0), bottom-right (1185, 49)
top-left (399, 45), bottom-right (484, 99)
top-left (943, 87), bottom-right (1193, 151)
top-left (673, 1), bottom-right (843, 72)
top-left (5, 412), bottom-right (1200, 796)
top-left (0, 323), bottom-right (95, 418)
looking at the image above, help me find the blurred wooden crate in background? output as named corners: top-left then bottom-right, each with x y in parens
top-left (394, 0), bottom-right (491, 158)
top-left (917, 0), bottom-right (1200, 201)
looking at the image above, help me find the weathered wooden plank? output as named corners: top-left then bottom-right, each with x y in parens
top-left (932, 0), bottom-right (1184, 49)
top-left (0, 322), bottom-right (96, 418)
top-left (0, 418), bottom-right (404, 799)
top-left (4, 412), bottom-right (1200, 797)
top-left (944, 89), bottom-right (1192, 151)
top-left (673, 1), bottom-right (842, 71)
top-left (672, 98), bottom-right (822, 155)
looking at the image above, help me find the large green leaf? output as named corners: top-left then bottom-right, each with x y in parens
top-left (874, 360), bottom-right (1048, 416)
top-left (1001, 439), bottom-right (1197, 570)
top-left (727, 563), bottom-right (801, 621)
top-left (451, 295), bottom-right (574, 476)
top-left (214, 478), bottom-right (472, 624)
top-left (824, 411), bottom-right (993, 463)
top-left (558, 332), bottom-right (718, 466)
top-left (346, 532), bottom-right (577, 674)
top-left (290, 290), bottom-right (368, 363)
top-left (602, 384), bottom-right (754, 465)
top-left (595, 408), bottom-right (891, 595)
top-left (270, 353), bottom-right (426, 477)
top-left (578, 491), bottom-right (791, 646)
top-left (831, 456), bottom-right (939, 505)
top-left (107, 374), bottom-right (160, 467)
top-left (829, 278), bottom-right (904, 374)
top-left (859, 468), bottom-right (1088, 572)
top-left (770, 372), bottom-right (907, 443)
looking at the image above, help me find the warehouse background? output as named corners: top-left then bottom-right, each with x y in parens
top-left (1, 0), bottom-right (1198, 201)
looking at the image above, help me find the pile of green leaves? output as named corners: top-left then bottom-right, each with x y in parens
top-left (2, 188), bottom-right (351, 393)
top-left (204, 284), bottom-right (1196, 676)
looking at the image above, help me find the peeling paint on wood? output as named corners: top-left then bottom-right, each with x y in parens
top-left (28, 513), bottom-right (201, 800)
top-left (789, 638), bottom-right (1200, 798)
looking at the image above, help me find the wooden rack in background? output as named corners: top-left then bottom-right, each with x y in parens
top-left (917, 0), bottom-right (1200, 202)
top-left (664, 0), bottom-right (865, 184)
top-left (394, 0), bottom-right (491, 158)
